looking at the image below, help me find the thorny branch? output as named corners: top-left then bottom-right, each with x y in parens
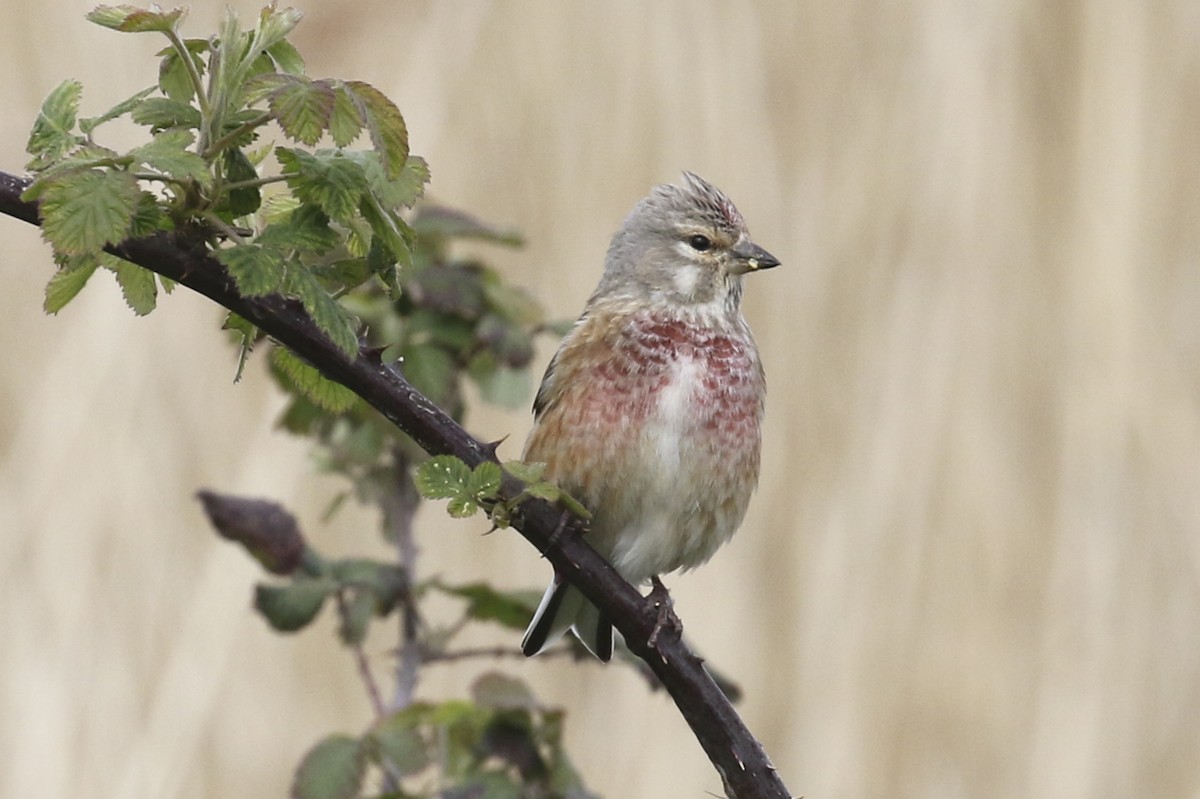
top-left (0, 170), bottom-right (791, 799)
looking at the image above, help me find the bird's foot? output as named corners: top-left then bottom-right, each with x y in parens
top-left (647, 576), bottom-right (682, 648)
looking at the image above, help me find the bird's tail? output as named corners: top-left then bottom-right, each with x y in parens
top-left (522, 577), bottom-right (614, 662)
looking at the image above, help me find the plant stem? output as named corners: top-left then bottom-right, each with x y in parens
top-left (386, 448), bottom-right (423, 713)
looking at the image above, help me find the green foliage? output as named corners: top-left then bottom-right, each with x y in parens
top-left (24, 2), bottom-right (422, 360)
top-left (292, 735), bottom-right (367, 799)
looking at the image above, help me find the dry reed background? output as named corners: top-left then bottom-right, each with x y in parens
top-left (2, 1), bottom-right (1198, 797)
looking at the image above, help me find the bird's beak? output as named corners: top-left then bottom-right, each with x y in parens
top-left (730, 240), bottom-right (781, 274)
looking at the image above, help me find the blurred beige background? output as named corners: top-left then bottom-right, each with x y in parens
top-left (2, 1), bottom-right (1199, 797)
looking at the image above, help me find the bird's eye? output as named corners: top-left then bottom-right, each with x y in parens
top-left (687, 234), bottom-right (713, 252)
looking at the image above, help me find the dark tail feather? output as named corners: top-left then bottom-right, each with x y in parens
top-left (522, 579), bottom-right (614, 662)
top-left (522, 579), bottom-right (570, 656)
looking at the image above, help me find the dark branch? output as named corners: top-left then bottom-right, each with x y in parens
top-left (0, 169), bottom-right (791, 799)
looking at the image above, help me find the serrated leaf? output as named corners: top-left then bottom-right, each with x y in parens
top-left (259, 205), bottom-right (338, 253)
top-left (285, 269), bottom-right (360, 357)
top-left (344, 151), bottom-right (428, 211)
top-left (343, 80), bottom-right (408, 178)
top-left (216, 243), bottom-right (286, 297)
top-left (110, 258), bottom-right (158, 315)
top-left (271, 347), bottom-right (359, 413)
top-left (39, 169), bottom-right (139, 256)
top-left (26, 80), bottom-right (84, 169)
top-left (502, 460), bottom-right (546, 484)
top-left (358, 192), bottom-right (412, 268)
top-left (158, 48), bottom-right (200, 103)
top-left (523, 481), bottom-right (562, 502)
top-left (267, 39), bottom-right (305, 75)
top-left (44, 255), bottom-right (100, 314)
top-left (131, 96), bottom-right (201, 130)
top-left (268, 76), bottom-right (334, 146)
top-left (254, 579), bottom-right (332, 632)
top-left (447, 496), bottom-right (479, 518)
top-left (255, 4), bottom-right (304, 51)
top-left (222, 149), bottom-right (261, 217)
top-left (277, 148), bottom-right (368, 221)
top-left (468, 462), bottom-right (502, 499)
top-left (292, 735), bottom-right (366, 799)
top-left (130, 129), bottom-right (212, 187)
top-left (88, 5), bottom-right (186, 33)
top-left (129, 191), bottom-right (170, 237)
top-left (414, 455), bottom-right (471, 500)
top-left (80, 85), bottom-right (157, 135)
top-left (472, 672), bottom-right (537, 710)
top-left (328, 87), bottom-right (363, 147)
top-left (433, 581), bottom-right (541, 631)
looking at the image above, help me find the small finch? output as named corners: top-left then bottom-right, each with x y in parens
top-left (520, 172), bottom-right (778, 661)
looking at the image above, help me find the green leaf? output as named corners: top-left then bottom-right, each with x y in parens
top-left (80, 85), bottom-right (157, 135)
top-left (110, 258), bottom-right (158, 315)
top-left (129, 191), bottom-right (170, 237)
top-left (469, 357), bottom-right (532, 409)
top-left (87, 5), bottom-right (186, 33)
top-left (277, 148), bottom-right (368, 221)
top-left (292, 735), bottom-right (366, 799)
top-left (337, 588), bottom-right (375, 645)
top-left (412, 205), bottom-right (523, 247)
top-left (343, 80), bottom-right (408, 178)
top-left (26, 80), bottom-right (84, 169)
top-left (400, 344), bottom-right (456, 407)
top-left (39, 169), bottom-right (139, 256)
top-left (129, 129), bottom-right (212, 187)
top-left (433, 581), bottom-right (541, 632)
top-left (468, 462), bottom-right (502, 500)
top-left (215, 243), bottom-right (286, 297)
top-left (158, 48), bottom-right (200, 104)
top-left (502, 460), bottom-right (546, 484)
top-left (271, 347), bottom-right (359, 413)
top-left (254, 579), bottom-right (333, 632)
top-left (267, 76), bottom-right (335, 146)
top-left (131, 97), bottom-right (201, 130)
top-left (267, 39), bottom-right (306, 75)
top-left (285, 269), bottom-right (360, 358)
top-left (44, 255), bottom-right (100, 314)
top-left (259, 205), bottom-right (338, 253)
top-left (370, 714), bottom-right (430, 776)
top-left (472, 672), bottom-right (537, 710)
top-left (414, 455), bottom-right (471, 500)
top-left (482, 276), bottom-right (544, 326)
top-left (327, 87), bottom-right (363, 147)
top-left (254, 4), bottom-right (304, 52)
top-left (447, 496), bottom-right (479, 518)
top-left (222, 149), bottom-right (262, 217)
top-left (223, 312), bottom-right (258, 383)
top-left (358, 191), bottom-right (412, 268)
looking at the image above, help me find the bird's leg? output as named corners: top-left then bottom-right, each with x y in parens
top-left (647, 575), bottom-right (682, 648)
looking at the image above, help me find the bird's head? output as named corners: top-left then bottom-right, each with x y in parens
top-left (595, 172), bottom-right (779, 313)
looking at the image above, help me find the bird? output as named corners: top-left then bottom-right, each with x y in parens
top-left (520, 172), bottom-right (778, 662)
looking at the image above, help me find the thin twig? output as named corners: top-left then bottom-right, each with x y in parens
top-left (334, 588), bottom-right (388, 719)
top-left (387, 447), bottom-right (423, 713)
